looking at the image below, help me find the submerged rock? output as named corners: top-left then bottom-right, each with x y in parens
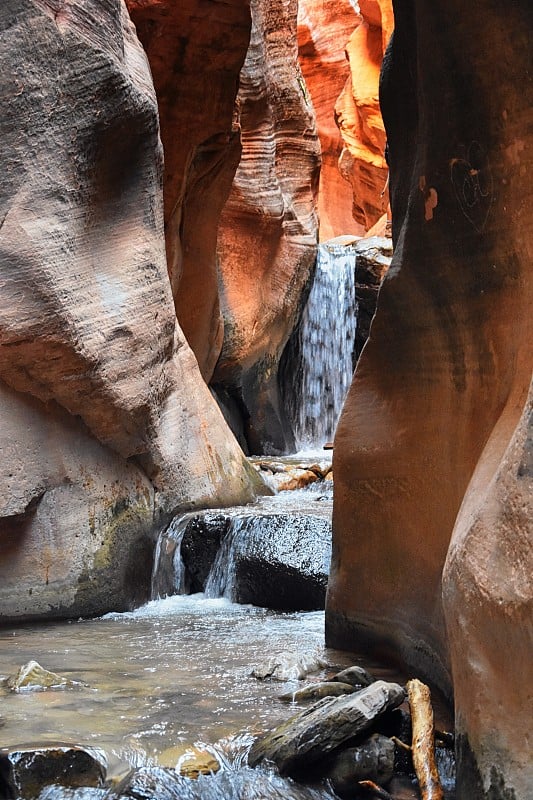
top-left (0, 746), bottom-right (105, 799)
top-left (8, 661), bottom-right (81, 692)
top-left (323, 734), bottom-right (395, 797)
top-left (157, 745), bottom-right (220, 778)
top-left (248, 680), bottom-right (406, 774)
top-left (117, 766), bottom-right (338, 800)
top-left (279, 681), bottom-right (354, 702)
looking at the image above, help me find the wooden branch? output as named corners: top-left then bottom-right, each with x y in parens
top-left (357, 780), bottom-right (393, 800)
top-left (406, 679), bottom-right (444, 800)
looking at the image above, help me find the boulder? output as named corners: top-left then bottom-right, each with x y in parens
top-left (0, 746), bottom-right (105, 799)
top-left (213, 0), bottom-right (321, 454)
top-left (7, 661), bottom-right (80, 692)
top-left (248, 680), bottom-right (406, 774)
top-left (323, 734), bottom-right (395, 796)
top-left (279, 682), bottom-right (355, 702)
top-left (252, 652), bottom-right (327, 682)
top-left (0, 0), bottom-right (260, 622)
top-left (332, 666), bottom-right (376, 688)
top-left (353, 237), bottom-right (393, 361)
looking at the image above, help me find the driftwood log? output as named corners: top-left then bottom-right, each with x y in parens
top-left (406, 679), bottom-right (444, 800)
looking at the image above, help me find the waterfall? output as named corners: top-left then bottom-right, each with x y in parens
top-left (151, 513), bottom-right (196, 599)
top-left (293, 237), bottom-right (358, 449)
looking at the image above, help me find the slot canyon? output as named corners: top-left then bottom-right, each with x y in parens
top-left (0, 1), bottom-right (531, 800)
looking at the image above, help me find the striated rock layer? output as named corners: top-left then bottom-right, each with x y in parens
top-left (0, 0), bottom-right (260, 622)
top-left (328, 0), bottom-right (532, 796)
top-left (213, 0), bottom-right (321, 454)
top-left (297, 0), bottom-right (361, 240)
top-left (335, 0), bottom-right (393, 230)
top-left (125, 0), bottom-right (252, 381)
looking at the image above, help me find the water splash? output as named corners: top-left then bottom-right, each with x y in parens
top-left (293, 239), bottom-right (358, 449)
top-left (151, 513), bottom-right (197, 599)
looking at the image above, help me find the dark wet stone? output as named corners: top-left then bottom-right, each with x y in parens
top-left (332, 666), bottom-right (376, 688)
top-left (37, 788), bottom-right (109, 800)
top-left (248, 680), bottom-right (406, 774)
top-left (323, 734), bottom-right (395, 797)
top-left (0, 746), bottom-right (105, 799)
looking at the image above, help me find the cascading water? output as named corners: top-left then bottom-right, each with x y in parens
top-left (292, 237), bottom-right (358, 450)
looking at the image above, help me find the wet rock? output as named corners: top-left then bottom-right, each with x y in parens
top-left (228, 514), bottom-right (331, 610)
top-left (8, 661), bottom-right (80, 692)
top-left (248, 680), bottom-right (406, 774)
top-left (332, 666), bottom-right (376, 688)
top-left (115, 767), bottom-right (194, 800)
top-left (157, 745), bottom-right (220, 778)
top-left (252, 652), bottom-right (327, 682)
top-left (271, 469), bottom-right (320, 492)
top-left (279, 681), bottom-right (354, 702)
top-left (37, 789), bottom-right (109, 800)
top-left (0, 746), bottom-right (105, 799)
top-left (324, 734), bottom-right (395, 797)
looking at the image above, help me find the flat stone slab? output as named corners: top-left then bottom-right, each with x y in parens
top-left (248, 680), bottom-right (405, 774)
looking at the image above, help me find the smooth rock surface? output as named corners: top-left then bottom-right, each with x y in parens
top-left (248, 680), bottom-right (406, 774)
top-left (329, 0), bottom-right (532, 796)
top-left (324, 734), bottom-right (395, 796)
top-left (297, 0), bottom-right (362, 239)
top-left (335, 0), bottom-right (393, 230)
top-left (214, 0), bottom-right (321, 454)
top-left (0, 0), bottom-right (260, 622)
top-left (0, 746), bottom-right (105, 799)
top-left (125, 0), bottom-right (251, 381)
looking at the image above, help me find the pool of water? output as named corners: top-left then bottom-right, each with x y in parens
top-left (0, 597), bottom-right (391, 779)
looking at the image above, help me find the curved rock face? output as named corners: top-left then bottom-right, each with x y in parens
top-left (297, 0), bottom-right (361, 240)
top-left (328, 3), bottom-right (532, 795)
top-left (125, 0), bottom-right (252, 381)
top-left (0, 0), bottom-right (260, 622)
top-left (213, 0), bottom-right (321, 454)
top-left (443, 380), bottom-right (532, 799)
top-left (335, 0), bottom-right (393, 230)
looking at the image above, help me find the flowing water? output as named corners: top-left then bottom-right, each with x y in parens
top-left (293, 239), bottom-right (358, 449)
top-left (0, 599), bottom-right (408, 780)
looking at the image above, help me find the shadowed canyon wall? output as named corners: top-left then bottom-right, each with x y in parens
top-left (0, 0), bottom-right (261, 623)
top-left (328, 0), bottom-right (532, 797)
top-left (125, 0), bottom-right (252, 382)
top-left (213, 0), bottom-right (321, 455)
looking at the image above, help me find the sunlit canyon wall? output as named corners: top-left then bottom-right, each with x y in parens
top-left (328, 1), bottom-right (532, 798)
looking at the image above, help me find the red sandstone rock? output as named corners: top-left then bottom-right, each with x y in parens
top-left (328, 1), bottom-right (532, 796)
top-left (126, 0), bottom-right (251, 380)
top-left (297, 0), bottom-right (362, 239)
top-left (0, 0), bottom-right (260, 622)
top-left (335, 0), bottom-right (393, 230)
top-left (443, 379), bottom-right (532, 800)
top-left (214, 0), bottom-right (321, 454)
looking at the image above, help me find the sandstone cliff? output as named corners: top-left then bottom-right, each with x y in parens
top-left (0, 0), bottom-right (260, 622)
top-left (126, 0), bottom-right (252, 382)
top-left (213, 0), bottom-right (321, 454)
top-left (335, 0), bottom-right (393, 230)
top-left (328, 1), bottom-right (532, 798)
top-left (297, 0), bottom-right (361, 239)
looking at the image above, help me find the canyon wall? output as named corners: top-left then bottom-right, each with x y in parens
top-left (335, 0), bottom-right (393, 230)
top-left (297, 0), bottom-right (360, 239)
top-left (328, 0), bottom-right (532, 797)
top-left (213, 0), bottom-right (321, 454)
top-left (126, 0), bottom-right (252, 382)
top-left (0, 0), bottom-right (260, 623)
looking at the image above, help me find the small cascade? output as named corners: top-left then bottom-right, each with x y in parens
top-left (292, 237), bottom-right (358, 449)
top-left (151, 513), bottom-right (196, 599)
top-left (203, 519), bottom-right (246, 600)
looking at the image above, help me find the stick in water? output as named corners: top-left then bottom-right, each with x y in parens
top-left (406, 678), bottom-right (444, 800)
top-left (357, 781), bottom-right (393, 800)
